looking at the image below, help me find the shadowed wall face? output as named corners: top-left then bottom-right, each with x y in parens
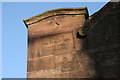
top-left (24, 8), bottom-right (95, 78)
top-left (82, 2), bottom-right (120, 78)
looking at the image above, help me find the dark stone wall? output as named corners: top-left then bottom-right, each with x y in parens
top-left (82, 2), bottom-right (120, 78)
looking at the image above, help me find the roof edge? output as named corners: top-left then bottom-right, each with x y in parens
top-left (23, 7), bottom-right (89, 27)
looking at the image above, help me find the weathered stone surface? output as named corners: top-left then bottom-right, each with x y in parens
top-left (24, 7), bottom-right (89, 78)
top-left (35, 55), bottom-right (55, 70)
top-left (24, 2), bottom-right (120, 78)
top-left (27, 72), bottom-right (37, 78)
top-left (81, 2), bottom-right (120, 78)
top-left (40, 32), bottom-right (74, 56)
top-left (54, 52), bottom-right (95, 78)
top-left (27, 60), bottom-right (35, 72)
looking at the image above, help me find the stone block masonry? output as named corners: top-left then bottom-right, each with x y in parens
top-left (23, 7), bottom-right (95, 78)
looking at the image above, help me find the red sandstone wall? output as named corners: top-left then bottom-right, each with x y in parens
top-left (25, 8), bottom-right (95, 78)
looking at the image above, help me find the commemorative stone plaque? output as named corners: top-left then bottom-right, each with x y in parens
top-left (23, 7), bottom-right (95, 78)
